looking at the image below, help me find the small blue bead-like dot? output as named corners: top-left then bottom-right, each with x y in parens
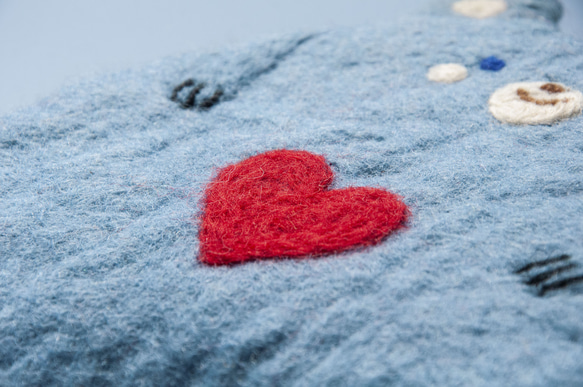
top-left (480, 56), bottom-right (506, 71)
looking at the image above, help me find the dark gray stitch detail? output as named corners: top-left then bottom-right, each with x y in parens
top-left (170, 34), bottom-right (317, 111)
top-left (515, 254), bottom-right (583, 296)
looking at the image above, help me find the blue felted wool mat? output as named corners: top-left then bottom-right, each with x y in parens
top-left (1, 0), bottom-right (583, 385)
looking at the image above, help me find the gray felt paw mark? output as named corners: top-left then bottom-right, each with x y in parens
top-left (515, 254), bottom-right (583, 296)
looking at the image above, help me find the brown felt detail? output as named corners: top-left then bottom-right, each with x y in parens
top-left (540, 83), bottom-right (566, 94)
top-left (517, 88), bottom-right (561, 106)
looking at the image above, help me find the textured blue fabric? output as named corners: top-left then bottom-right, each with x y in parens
top-left (1, 0), bottom-right (582, 385)
top-left (480, 56), bottom-right (506, 71)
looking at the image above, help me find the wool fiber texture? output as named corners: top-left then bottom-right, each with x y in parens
top-left (480, 55), bottom-right (506, 71)
top-left (199, 149), bottom-right (408, 265)
top-left (1, 0), bottom-right (583, 385)
top-left (452, 0), bottom-right (508, 19)
top-left (426, 63), bottom-right (468, 83)
top-left (489, 82), bottom-right (583, 125)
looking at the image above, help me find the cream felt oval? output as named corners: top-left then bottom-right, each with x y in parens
top-left (452, 0), bottom-right (508, 19)
top-left (489, 82), bottom-right (583, 125)
top-left (427, 63), bottom-right (468, 83)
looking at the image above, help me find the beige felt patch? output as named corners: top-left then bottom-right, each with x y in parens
top-left (452, 0), bottom-right (508, 19)
top-left (489, 82), bottom-right (583, 125)
top-left (427, 63), bottom-right (468, 84)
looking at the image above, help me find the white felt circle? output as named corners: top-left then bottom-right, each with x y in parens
top-left (427, 63), bottom-right (468, 84)
top-left (489, 82), bottom-right (583, 125)
top-left (452, 0), bottom-right (508, 19)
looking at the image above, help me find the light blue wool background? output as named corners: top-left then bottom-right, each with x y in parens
top-left (1, 0), bottom-right (583, 385)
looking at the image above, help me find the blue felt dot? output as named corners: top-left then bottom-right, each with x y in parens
top-left (480, 56), bottom-right (506, 71)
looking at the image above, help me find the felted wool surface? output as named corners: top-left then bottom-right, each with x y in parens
top-left (199, 149), bottom-right (409, 265)
top-left (1, 0), bottom-right (583, 385)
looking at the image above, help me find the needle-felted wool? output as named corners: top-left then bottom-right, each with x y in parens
top-left (199, 149), bottom-right (408, 265)
top-left (1, 0), bottom-right (583, 385)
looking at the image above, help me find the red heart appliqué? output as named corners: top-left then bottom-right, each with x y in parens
top-left (199, 149), bottom-right (409, 265)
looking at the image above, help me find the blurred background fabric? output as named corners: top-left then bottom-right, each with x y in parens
top-left (0, 0), bottom-right (581, 115)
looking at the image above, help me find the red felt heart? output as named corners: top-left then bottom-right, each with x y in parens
top-left (198, 149), bottom-right (409, 265)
